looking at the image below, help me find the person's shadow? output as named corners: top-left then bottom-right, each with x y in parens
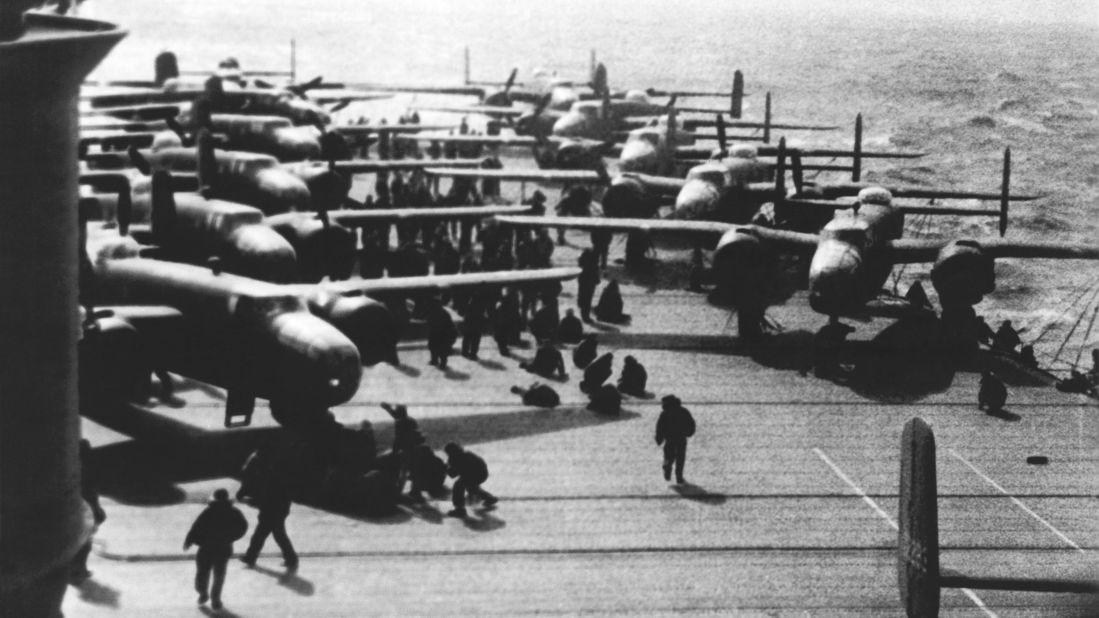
top-left (673, 482), bottom-right (727, 505)
top-left (247, 563), bottom-right (315, 596)
top-left (442, 366), bottom-right (471, 381)
top-left (984, 407), bottom-right (1022, 422)
top-left (73, 577), bottom-right (121, 608)
top-left (200, 606), bottom-right (244, 618)
top-left (462, 509), bottom-right (506, 533)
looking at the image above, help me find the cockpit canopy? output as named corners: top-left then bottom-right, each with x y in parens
top-left (685, 164), bottom-right (730, 187)
top-left (624, 90), bottom-right (649, 104)
top-left (857, 187), bottom-right (893, 206)
top-left (729, 144), bottom-right (758, 159)
top-left (218, 151), bottom-right (280, 176)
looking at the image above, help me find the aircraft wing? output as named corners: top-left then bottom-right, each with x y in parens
top-left (96, 304), bottom-right (186, 323)
top-left (494, 215), bottom-right (821, 252)
top-left (425, 168), bottom-right (604, 183)
top-left (415, 103), bottom-right (527, 116)
top-left (80, 104), bottom-right (183, 121)
top-left (333, 124), bottom-right (458, 135)
top-left (85, 90), bottom-right (199, 108)
top-left (805, 182), bottom-right (1039, 201)
top-left (673, 145), bottom-right (717, 159)
top-left (305, 90), bottom-right (394, 104)
top-left (324, 205), bottom-right (532, 227)
top-left (331, 82), bottom-right (486, 98)
top-left (80, 131), bottom-right (160, 151)
top-left (619, 172), bottom-right (689, 196)
top-left (328, 158), bottom-right (488, 174)
top-left (394, 133), bottom-right (539, 147)
top-left (293, 267), bottom-right (582, 297)
top-left (888, 238), bottom-right (1099, 264)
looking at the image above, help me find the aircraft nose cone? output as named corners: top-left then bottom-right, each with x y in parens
top-left (672, 181), bottom-right (720, 220)
top-left (258, 171), bottom-right (312, 214)
top-left (270, 311), bottom-right (362, 406)
top-left (808, 268), bottom-right (855, 316)
top-left (553, 116), bottom-right (583, 137)
top-left (618, 142), bottom-right (656, 173)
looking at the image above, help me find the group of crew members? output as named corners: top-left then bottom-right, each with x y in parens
top-left (348, 114), bottom-right (493, 162)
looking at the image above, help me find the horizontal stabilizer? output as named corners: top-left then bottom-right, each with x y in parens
top-left (424, 168), bottom-right (604, 183)
top-left (325, 205), bottom-right (532, 227)
top-left (330, 158), bottom-right (487, 174)
top-left (333, 124), bottom-right (458, 136)
top-left (758, 147), bottom-right (926, 159)
top-left (298, 266), bottom-right (582, 297)
top-left (415, 103), bottom-right (527, 116)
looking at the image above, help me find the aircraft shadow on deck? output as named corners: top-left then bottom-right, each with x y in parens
top-left (599, 314), bottom-right (1050, 404)
top-left (86, 401), bottom-right (638, 513)
top-left (845, 315), bottom-right (960, 403)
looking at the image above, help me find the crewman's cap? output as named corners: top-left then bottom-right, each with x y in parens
top-left (661, 395), bottom-right (681, 407)
top-left (213, 488), bottom-right (230, 501)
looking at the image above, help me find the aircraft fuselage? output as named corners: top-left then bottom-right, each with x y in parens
top-left (806, 202), bottom-right (905, 316)
top-left (89, 236), bottom-right (361, 408)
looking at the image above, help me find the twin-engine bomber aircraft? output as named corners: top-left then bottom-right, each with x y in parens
top-left (83, 218), bottom-right (580, 429)
top-left (496, 149), bottom-right (1099, 340)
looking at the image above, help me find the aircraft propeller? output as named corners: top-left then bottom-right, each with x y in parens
top-left (150, 170), bottom-right (178, 245)
top-left (286, 75), bottom-right (325, 98)
top-left (715, 113), bottom-right (728, 159)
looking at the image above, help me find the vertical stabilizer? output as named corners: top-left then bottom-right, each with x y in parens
top-left (731, 70), bottom-right (744, 119)
top-left (898, 417), bottom-right (941, 618)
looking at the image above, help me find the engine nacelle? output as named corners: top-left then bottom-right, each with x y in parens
top-left (224, 225), bottom-right (300, 283)
top-left (79, 316), bottom-right (149, 405)
top-left (712, 227), bottom-right (775, 310)
top-left (266, 213), bottom-right (357, 282)
top-left (602, 176), bottom-right (652, 218)
top-left (308, 292), bottom-right (401, 366)
top-left (930, 240), bottom-right (995, 307)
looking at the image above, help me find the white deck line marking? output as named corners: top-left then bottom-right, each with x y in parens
top-left (948, 449), bottom-right (1085, 554)
top-left (813, 448), bottom-right (999, 618)
top-left (812, 448), bottom-right (897, 530)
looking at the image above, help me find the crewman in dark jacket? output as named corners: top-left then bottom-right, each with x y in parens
top-left (70, 439), bottom-right (105, 584)
top-left (580, 352), bottom-right (614, 394)
top-left (594, 279), bottom-right (627, 323)
top-left (185, 488), bottom-right (248, 610)
top-left (382, 402), bottom-right (426, 494)
top-left (993, 320), bottom-right (1022, 353)
top-left (617, 355), bottom-right (648, 397)
top-left (577, 249), bottom-right (600, 323)
top-left (462, 290), bottom-right (489, 359)
top-left (427, 302), bottom-right (459, 369)
top-left (443, 442), bottom-right (498, 518)
top-left (529, 303), bottom-right (559, 345)
top-left (241, 483), bottom-right (298, 571)
top-left (554, 186), bottom-right (592, 244)
top-left (978, 370), bottom-right (1008, 415)
top-left (587, 383), bottom-right (622, 415)
top-left (521, 342), bottom-right (567, 380)
top-left (493, 290), bottom-right (523, 356)
top-left (655, 395), bottom-right (696, 484)
top-left (573, 334), bottom-right (598, 369)
top-left (511, 382), bottom-right (561, 408)
top-left (559, 308), bottom-right (584, 344)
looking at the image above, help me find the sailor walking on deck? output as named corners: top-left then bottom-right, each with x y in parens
top-left (655, 395), bottom-right (695, 485)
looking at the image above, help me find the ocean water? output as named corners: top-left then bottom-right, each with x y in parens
top-left (83, 0), bottom-right (1099, 370)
